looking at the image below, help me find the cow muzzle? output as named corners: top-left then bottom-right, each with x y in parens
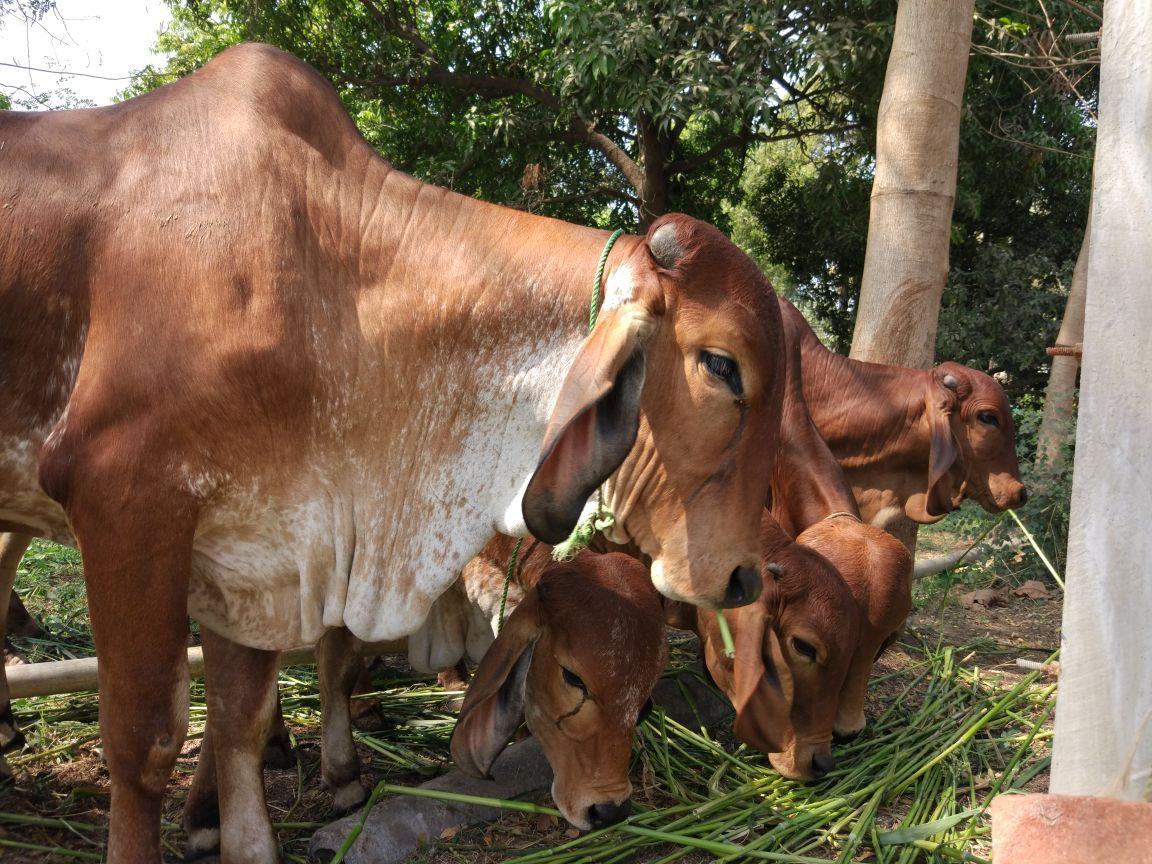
top-left (722, 565), bottom-right (762, 608)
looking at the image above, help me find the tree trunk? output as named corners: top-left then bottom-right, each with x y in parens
top-left (1035, 219), bottom-right (1090, 469)
top-left (1051, 0), bottom-right (1152, 799)
top-left (850, 0), bottom-right (975, 369)
top-left (637, 114), bottom-right (669, 231)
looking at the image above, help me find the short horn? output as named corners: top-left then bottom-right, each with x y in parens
top-left (647, 221), bottom-right (685, 269)
top-left (942, 374), bottom-right (958, 390)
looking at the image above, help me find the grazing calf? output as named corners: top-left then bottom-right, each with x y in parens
top-left (1, 44), bottom-right (786, 862)
top-left (779, 297), bottom-right (1027, 550)
top-left (678, 513), bottom-right (860, 782)
top-left (768, 305), bottom-right (915, 741)
top-left (183, 538), bottom-right (666, 846)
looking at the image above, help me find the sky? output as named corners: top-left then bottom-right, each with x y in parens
top-left (0, 1), bottom-right (171, 108)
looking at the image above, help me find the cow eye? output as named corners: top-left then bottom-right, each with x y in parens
top-left (700, 350), bottom-right (743, 396)
top-left (561, 667), bottom-right (587, 692)
top-left (977, 411), bottom-right (1000, 428)
top-left (792, 638), bottom-right (818, 662)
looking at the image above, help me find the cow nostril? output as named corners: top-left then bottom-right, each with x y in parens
top-left (722, 566), bottom-right (761, 608)
top-left (811, 753), bottom-right (836, 779)
top-left (587, 800), bottom-right (631, 828)
top-left (1017, 487), bottom-right (1029, 506)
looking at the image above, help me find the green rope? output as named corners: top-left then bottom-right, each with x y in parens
top-left (497, 537), bottom-right (523, 632)
top-left (589, 228), bottom-right (625, 332)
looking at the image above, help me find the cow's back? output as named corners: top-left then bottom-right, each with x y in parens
top-left (0, 45), bottom-right (383, 540)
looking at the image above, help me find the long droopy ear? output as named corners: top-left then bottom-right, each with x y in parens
top-left (523, 302), bottom-right (657, 543)
top-left (916, 376), bottom-right (962, 520)
top-left (450, 592), bottom-right (544, 779)
top-left (729, 602), bottom-right (790, 754)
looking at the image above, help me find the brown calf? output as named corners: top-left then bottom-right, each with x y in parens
top-left (679, 513), bottom-right (859, 782)
top-left (1, 44), bottom-right (786, 861)
top-left (182, 538), bottom-right (665, 851)
top-left (780, 297), bottom-right (1027, 550)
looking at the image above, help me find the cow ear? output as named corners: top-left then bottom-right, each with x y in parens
top-left (523, 302), bottom-right (657, 543)
top-left (906, 377), bottom-right (961, 522)
top-left (450, 592), bottom-right (543, 779)
top-left (729, 605), bottom-right (790, 754)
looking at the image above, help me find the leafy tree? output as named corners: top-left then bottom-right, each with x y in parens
top-left (131, 0), bottom-right (881, 229)
top-left (733, 0), bottom-right (1096, 397)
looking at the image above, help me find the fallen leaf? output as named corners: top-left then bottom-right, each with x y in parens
top-left (565, 827), bottom-right (581, 839)
top-left (439, 825), bottom-right (460, 841)
top-left (535, 813), bottom-right (558, 832)
top-left (961, 588), bottom-right (1006, 610)
top-left (1013, 579), bottom-right (1050, 600)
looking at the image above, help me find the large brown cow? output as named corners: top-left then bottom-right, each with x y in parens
top-left (780, 298), bottom-right (1027, 550)
top-left (0, 44), bottom-right (786, 862)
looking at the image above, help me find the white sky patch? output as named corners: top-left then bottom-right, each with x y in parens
top-left (0, 1), bottom-right (170, 108)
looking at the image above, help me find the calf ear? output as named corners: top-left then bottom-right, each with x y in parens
top-left (523, 303), bottom-right (657, 543)
top-left (450, 593), bottom-right (544, 779)
top-left (906, 381), bottom-right (961, 522)
top-left (729, 605), bottom-right (790, 754)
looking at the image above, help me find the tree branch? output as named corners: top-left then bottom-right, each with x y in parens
top-left (667, 125), bottom-right (857, 176)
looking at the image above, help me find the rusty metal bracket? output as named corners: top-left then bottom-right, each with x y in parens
top-left (1046, 343), bottom-right (1083, 358)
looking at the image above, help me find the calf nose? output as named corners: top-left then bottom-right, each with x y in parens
top-left (587, 800), bottom-right (631, 828)
top-left (811, 753), bottom-right (837, 779)
top-left (1017, 486), bottom-right (1029, 506)
top-left (722, 566), bottom-right (762, 608)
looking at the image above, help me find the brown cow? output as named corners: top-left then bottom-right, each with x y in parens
top-left (0, 44), bottom-right (786, 862)
top-left (779, 298), bottom-right (1027, 550)
top-left (182, 539), bottom-right (665, 848)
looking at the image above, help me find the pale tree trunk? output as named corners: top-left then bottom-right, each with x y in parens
top-left (1034, 218), bottom-right (1090, 469)
top-left (1051, 0), bottom-right (1152, 800)
top-left (850, 0), bottom-right (975, 369)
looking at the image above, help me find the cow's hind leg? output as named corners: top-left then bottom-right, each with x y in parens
top-left (201, 626), bottom-right (280, 864)
top-left (317, 627), bottom-right (368, 813)
top-left (70, 495), bottom-right (194, 864)
top-left (0, 532), bottom-right (33, 777)
top-left (183, 715), bottom-right (222, 861)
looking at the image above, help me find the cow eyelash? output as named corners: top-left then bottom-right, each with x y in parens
top-left (700, 350), bottom-right (743, 396)
top-left (561, 667), bottom-right (587, 693)
top-left (977, 411), bottom-right (1000, 428)
top-left (792, 638), bottom-right (818, 662)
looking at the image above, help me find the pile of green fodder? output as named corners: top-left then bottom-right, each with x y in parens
top-left (367, 641), bottom-right (1055, 864)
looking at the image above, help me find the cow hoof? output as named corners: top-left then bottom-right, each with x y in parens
top-left (331, 780), bottom-right (368, 815)
top-left (184, 826), bottom-right (221, 862)
top-left (261, 736), bottom-right (298, 770)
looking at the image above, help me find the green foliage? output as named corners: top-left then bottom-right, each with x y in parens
top-left (0, 93), bottom-right (9, 110)
top-left (129, 0), bottom-right (889, 228)
top-left (734, 0), bottom-right (1097, 397)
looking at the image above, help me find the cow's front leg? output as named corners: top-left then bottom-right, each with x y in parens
top-left (72, 498), bottom-right (194, 864)
top-left (201, 626), bottom-right (280, 864)
top-left (262, 692), bottom-right (297, 769)
top-left (0, 532), bottom-right (33, 776)
top-left (317, 627), bottom-right (368, 813)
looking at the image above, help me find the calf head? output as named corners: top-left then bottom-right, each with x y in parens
top-left (524, 214), bottom-right (785, 610)
top-left (450, 552), bottom-right (667, 830)
top-left (798, 519), bottom-right (913, 740)
top-left (694, 520), bottom-right (859, 782)
top-left (906, 362), bottom-right (1027, 522)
